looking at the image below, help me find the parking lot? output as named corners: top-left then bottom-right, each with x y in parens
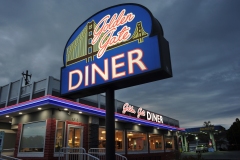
top-left (181, 151), bottom-right (240, 160)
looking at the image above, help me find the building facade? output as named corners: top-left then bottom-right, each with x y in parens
top-left (0, 76), bottom-right (184, 160)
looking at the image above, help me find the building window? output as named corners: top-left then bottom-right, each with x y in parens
top-left (89, 38), bottom-right (92, 44)
top-left (98, 128), bottom-right (124, 152)
top-left (149, 134), bottom-right (163, 151)
top-left (55, 121), bottom-right (65, 152)
top-left (165, 137), bottom-right (174, 150)
top-left (89, 31), bottom-right (92, 36)
top-left (127, 131), bottom-right (148, 152)
top-left (88, 47), bottom-right (92, 53)
top-left (19, 121), bottom-right (46, 152)
top-left (89, 25), bottom-right (92, 29)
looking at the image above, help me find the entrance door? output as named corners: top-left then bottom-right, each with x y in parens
top-left (67, 125), bottom-right (83, 148)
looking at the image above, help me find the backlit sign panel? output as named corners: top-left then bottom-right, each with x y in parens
top-left (61, 4), bottom-right (172, 98)
top-left (120, 103), bottom-right (163, 124)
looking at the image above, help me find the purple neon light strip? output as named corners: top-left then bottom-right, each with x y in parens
top-left (0, 95), bottom-right (184, 131)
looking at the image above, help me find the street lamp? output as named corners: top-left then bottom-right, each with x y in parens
top-left (195, 136), bottom-right (198, 146)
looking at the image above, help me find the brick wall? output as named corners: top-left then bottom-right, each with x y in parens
top-left (14, 119), bottom-right (58, 160)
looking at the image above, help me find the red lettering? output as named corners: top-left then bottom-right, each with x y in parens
top-left (122, 103), bottom-right (136, 114)
top-left (92, 9), bottom-right (135, 59)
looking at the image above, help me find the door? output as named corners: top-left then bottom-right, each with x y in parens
top-left (67, 125), bottom-right (83, 148)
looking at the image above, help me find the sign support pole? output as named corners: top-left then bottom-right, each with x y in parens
top-left (105, 88), bottom-right (115, 160)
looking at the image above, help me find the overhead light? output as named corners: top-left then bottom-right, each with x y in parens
top-left (64, 108), bottom-right (68, 111)
top-left (6, 115), bottom-right (9, 117)
top-left (19, 112), bottom-right (22, 115)
top-left (138, 124), bottom-right (141, 125)
top-left (38, 108), bottom-right (42, 110)
top-left (101, 131), bottom-right (106, 134)
top-left (115, 119), bottom-right (118, 121)
top-left (79, 111), bottom-right (82, 114)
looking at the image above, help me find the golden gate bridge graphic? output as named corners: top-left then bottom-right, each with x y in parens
top-left (66, 20), bottom-right (148, 66)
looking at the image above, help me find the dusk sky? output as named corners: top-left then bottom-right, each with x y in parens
top-left (0, 0), bottom-right (239, 129)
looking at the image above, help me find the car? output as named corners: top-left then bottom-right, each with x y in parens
top-left (196, 145), bottom-right (208, 153)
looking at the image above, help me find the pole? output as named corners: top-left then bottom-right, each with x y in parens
top-left (105, 88), bottom-right (115, 160)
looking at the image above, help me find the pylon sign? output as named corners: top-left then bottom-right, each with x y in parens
top-left (61, 3), bottom-right (172, 98)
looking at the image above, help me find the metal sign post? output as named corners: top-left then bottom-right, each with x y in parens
top-left (105, 88), bottom-right (115, 160)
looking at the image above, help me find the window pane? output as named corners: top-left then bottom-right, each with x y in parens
top-left (20, 121), bottom-right (46, 152)
top-left (55, 121), bottom-right (64, 152)
top-left (98, 128), bottom-right (124, 151)
top-left (127, 132), bottom-right (147, 152)
top-left (115, 130), bottom-right (124, 151)
top-left (165, 137), bottom-right (174, 150)
top-left (98, 128), bottom-right (106, 148)
top-left (149, 134), bottom-right (163, 151)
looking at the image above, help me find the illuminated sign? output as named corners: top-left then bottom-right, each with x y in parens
top-left (200, 127), bottom-right (214, 131)
top-left (121, 103), bottom-right (163, 124)
top-left (61, 4), bottom-right (172, 98)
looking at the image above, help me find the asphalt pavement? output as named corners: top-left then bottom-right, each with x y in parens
top-left (181, 151), bottom-right (240, 160)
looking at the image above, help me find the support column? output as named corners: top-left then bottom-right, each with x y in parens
top-left (105, 88), bottom-right (115, 160)
top-left (184, 135), bottom-right (188, 152)
top-left (209, 132), bottom-right (216, 151)
top-left (180, 135), bottom-right (184, 152)
top-left (88, 116), bottom-right (99, 149)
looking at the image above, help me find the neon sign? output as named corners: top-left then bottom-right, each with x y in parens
top-left (121, 103), bottom-right (163, 124)
top-left (92, 9), bottom-right (135, 58)
top-left (61, 4), bottom-right (172, 98)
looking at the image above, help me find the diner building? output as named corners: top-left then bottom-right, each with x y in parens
top-left (0, 76), bottom-right (184, 160)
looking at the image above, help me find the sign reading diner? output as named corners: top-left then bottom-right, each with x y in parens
top-left (60, 4), bottom-right (172, 98)
top-left (122, 103), bottom-right (163, 124)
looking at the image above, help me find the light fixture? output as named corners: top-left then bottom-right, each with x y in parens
top-left (64, 108), bottom-right (68, 111)
top-left (79, 111), bottom-right (82, 114)
top-left (100, 137), bottom-right (103, 140)
top-left (38, 107), bottom-right (42, 110)
top-left (115, 119), bottom-right (118, 121)
top-left (101, 131), bottom-right (106, 134)
top-left (138, 124), bottom-right (141, 125)
top-left (19, 112), bottom-right (22, 114)
top-left (6, 115), bottom-right (9, 117)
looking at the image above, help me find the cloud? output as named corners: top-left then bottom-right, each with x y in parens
top-left (0, 0), bottom-right (240, 130)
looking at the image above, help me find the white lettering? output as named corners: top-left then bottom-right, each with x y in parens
top-left (147, 111), bottom-right (151, 121)
top-left (128, 49), bottom-right (147, 74)
top-left (68, 70), bottom-right (83, 91)
top-left (112, 53), bottom-right (126, 79)
top-left (92, 59), bottom-right (109, 84)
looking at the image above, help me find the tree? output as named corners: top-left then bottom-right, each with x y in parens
top-left (203, 121), bottom-right (214, 127)
top-left (227, 118), bottom-right (240, 150)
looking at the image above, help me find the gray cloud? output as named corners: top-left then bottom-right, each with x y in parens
top-left (0, 0), bottom-right (239, 129)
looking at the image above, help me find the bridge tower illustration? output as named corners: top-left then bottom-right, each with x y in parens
top-left (66, 21), bottom-right (148, 66)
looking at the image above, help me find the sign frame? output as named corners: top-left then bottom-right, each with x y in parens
top-left (60, 3), bottom-right (172, 98)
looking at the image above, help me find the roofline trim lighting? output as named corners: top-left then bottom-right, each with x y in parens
top-left (0, 95), bottom-right (185, 131)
